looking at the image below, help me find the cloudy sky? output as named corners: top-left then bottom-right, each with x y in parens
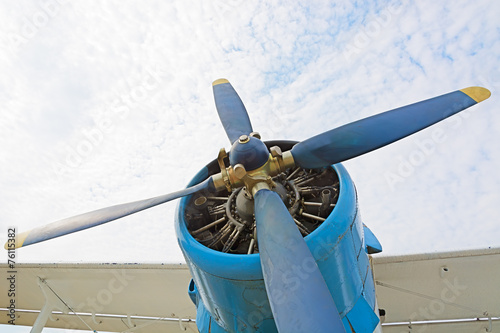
top-left (1, 0), bottom-right (499, 331)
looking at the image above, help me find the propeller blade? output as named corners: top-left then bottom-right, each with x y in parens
top-left (291, 87), bottom-right (491, 169)
top-left (213, 78), bottom-right (253, 143)
top-left (254, 189), bottom-right (345, 333)
top-left (5, 177), bottom-right (214, 249)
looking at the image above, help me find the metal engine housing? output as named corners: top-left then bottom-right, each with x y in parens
top-left (175, 141), bottom-right (380, 332)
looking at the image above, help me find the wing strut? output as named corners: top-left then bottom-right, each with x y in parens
top-left (32, 278), bottom-right (66, 333)
top-left (31, 277), bottom-right (96, 333)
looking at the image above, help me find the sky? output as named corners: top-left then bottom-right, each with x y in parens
top-left (0, 0), bottom-right (499, 332)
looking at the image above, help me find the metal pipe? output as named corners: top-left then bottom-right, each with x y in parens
top-left (300, 211), bottom-right (326, 222)
top-left (206, 196), bottom-right (230, 201)
top-left (247, 238), bottom-right (255, 254)
top-left (192, 216), bottom-right (226, 235)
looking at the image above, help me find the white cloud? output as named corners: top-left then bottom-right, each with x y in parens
top-left (0, 0), bottom-right (498, 265)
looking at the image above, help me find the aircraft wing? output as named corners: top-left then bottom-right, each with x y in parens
top-left (373, 247), bottom-right (500, 332)
top-left (0, 262), bottom-right (197, 332)
top-left (2, 248), bottom-right (499, 333)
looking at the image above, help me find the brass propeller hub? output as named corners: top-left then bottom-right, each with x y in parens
top-left (212, 143), bottom-right (295, 197)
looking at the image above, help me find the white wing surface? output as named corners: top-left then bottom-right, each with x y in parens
top-left (0, 262), bottom-right (196, 332)
top-left (373, 247), bottom-right (500, 332)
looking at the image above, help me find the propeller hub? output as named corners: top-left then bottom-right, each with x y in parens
top-left (229, 136), bottom-right (269, 171)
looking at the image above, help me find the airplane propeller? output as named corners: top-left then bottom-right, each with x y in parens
top-left (213, 78), bottom-right (254, 144)
top-left (254, 189), bottom-right (345, 332)
top-left (290, 87), bottom-right (490, 169)
top-left (7, 78), bottom-right (490, 332)
top-left (7, 177), bottom-right (215, 250)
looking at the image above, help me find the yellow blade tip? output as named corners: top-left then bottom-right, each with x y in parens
top-left (4, 231), bottom-right (29, 250)
top-left (213, 78), bottom-right (229, 86)
top-left (460, 87), bottom-right (491, 103)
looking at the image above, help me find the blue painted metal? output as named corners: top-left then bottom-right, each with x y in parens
top-left (189, 279), bottom-right (227, 333)
top-left (304, 164), bottom-right (379, 331)
top-left (229, 136), bottom-right (270, 171)
top-left (363, 265), bottom-right (377, 309)
top-left (290, 90), bottom-right (479, 169)
top-left (345, 296), bottom-right (380, 332)
top-left (188, 279), bottom-right (197, 306)
top-left (175, 150), bottom-right (381, 332)
top-left (364, 224), bottom-right (382, 254)
top-left (213, 80), bottom-right (254, 144)
top-left (254, 189), bottom-right (345, 333)
top-left (351, 215), bottom-right (364, 259)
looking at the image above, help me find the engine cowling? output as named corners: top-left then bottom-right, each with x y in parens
top-left (175, 141), bottom-right (381, 332)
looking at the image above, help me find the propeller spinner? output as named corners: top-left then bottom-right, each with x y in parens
top-left (6, 79), bottom-right (490, 333)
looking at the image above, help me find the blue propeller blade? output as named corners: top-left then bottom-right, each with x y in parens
top-left (213, 79), bottom-right (253, 144)
top-left (6, 177), bottom-right (214, 249)
top-left (291, 87), bottom-right (491, 169)
top-left (254, 189), bottom-right (346, 333)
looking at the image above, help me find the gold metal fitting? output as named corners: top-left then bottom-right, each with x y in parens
top-left (264, 148), bottom-right (296, 178)
top-left (233, 164), bottom-right (247, 179)
top-left (249, 132), bottom-right (261, 139)
top-left (212, 146), bottom-right (296, 195)
top-left (250, 176), bottom-right (273, 196)
top-left (270, 145), bottom-right (282, 158)
top-left (238, 172), bottom-right (275, 197)
top-left (213, 148), bottom-right (232, 193)
top-left (238, 135), bottom-right (250, 143)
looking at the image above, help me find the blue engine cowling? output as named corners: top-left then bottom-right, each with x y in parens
top-left (175, 141), bottom-right (381, 332)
